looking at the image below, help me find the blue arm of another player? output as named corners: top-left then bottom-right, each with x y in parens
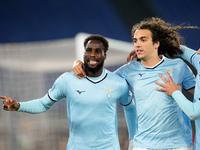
top-left (180, 45), bottom-right (197, 63)
top-left (123, 100), bottom-right (136, 140)
top-left (172, 90), bottom-right (200, 120)
top-left (17, 94), bottom-right (56, 114)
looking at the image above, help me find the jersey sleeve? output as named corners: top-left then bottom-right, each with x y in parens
top-left (118, 79), bottom-right (132, 106)
top-left (191, 52), bottom-right (200, 70)
top-left (180, 45), bottom-right (197, 64)
top-left (123, 100), bottom-right (137, 140)
top-left (114, 70), bottom-right (123, 78)
top-left (17, 94), bottom-right (56, 113)
top-left (17, 73), bottom-right (69, 113)
top-left (181, 62), bottom-right (196, 90)
top-left (172, 90), bottom-right (200, 120)
top-left (118, 81), bottom-right (136, 140)
top-left (48, 73), bottom-right (67, 101)
top-left (114, 61), bottom-right (133, 79)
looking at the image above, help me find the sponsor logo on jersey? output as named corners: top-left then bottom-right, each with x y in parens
top-left (138, 73), bottom-right (145, 77)
top-left (76, 90), bottom-right (85, 94)
top-left (104, 89), bottom-right (115, 98)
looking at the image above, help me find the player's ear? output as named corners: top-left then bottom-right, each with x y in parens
top-left (104, 53), bottom-right (107, 60)
top-left (154, 41), bottom-right (160, 49)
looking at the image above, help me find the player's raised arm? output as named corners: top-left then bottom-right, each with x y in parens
top-left (0, 95), bottom-right (20, 111)
top-left (73, 60), bottom-right (86, 79)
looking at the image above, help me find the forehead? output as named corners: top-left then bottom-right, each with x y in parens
top-left (134, 29), bottom-right (152, 38)
top-left (86, 39), bottom-right (104, 49)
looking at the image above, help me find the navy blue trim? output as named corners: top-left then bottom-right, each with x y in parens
top-left (86, 73), bottom-right (108, 84)
top-left (143, 56), bottom-right (165, 69)
top-left (120, 100), bottom-right (132, 106)
top-left (48, 93), bottom-right (57, 102)
top-left (184, 86), bottom-right (195, 91)
top-left (190, 53), bottom-right (196, 63)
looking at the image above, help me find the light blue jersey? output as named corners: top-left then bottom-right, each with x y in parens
top-left (114, 56), bottom-right (196, 149)
top-left (18, 69), bottom-right (135, 150)
top-left (175, 46), bottom-right (200, 150)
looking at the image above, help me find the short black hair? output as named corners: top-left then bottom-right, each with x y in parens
top-left (84, 34), bottom-right (109, 53)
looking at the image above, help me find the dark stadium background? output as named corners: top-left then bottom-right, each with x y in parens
top-left (1, 0), bottom-right (200, 49)
top-left (0, 0), bottom-right (199, 150)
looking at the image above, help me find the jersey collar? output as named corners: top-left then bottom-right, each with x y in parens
top-left (142, 55), bottom-right (165, 69)
top-left (86, 68), bottom-right (108, 84)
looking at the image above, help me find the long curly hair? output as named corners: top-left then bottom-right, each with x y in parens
top-left (131, 17), bottom-right (198, 58)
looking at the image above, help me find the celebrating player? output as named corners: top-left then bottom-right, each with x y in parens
top-left (72, 17), bottom-right (196, 150)
top-left (0, 34), bottom-right (136, 150)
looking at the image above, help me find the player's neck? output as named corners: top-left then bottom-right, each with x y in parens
top-left (86, 67), bottom-right (104, 77)
top-left (141, 55), bottom-right (162, 67)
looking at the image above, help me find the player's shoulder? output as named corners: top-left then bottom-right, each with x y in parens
top-left (193, 53), bottom-right (200, 62)
top-left (122, 61), bottom-right (139, 68)
top-left (166, 56), bottom-right (183, 62)
top-left (165, 57), bottom-right (186, 65)
top-left (57, 71), bottom-right (78, 81)
top-left (106, 70), bottom-right (127, 83)
top-left (116, 61), bottom-right (139, 73)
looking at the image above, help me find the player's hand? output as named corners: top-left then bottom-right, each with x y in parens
top-left (73, 60), bottom-right (86, 79)
top-left (155, 72), bottom-right (181, 96)
top-left (0, 95), bottom-right (20, 111)
top-left (127, 49), bottom-right (137, 62)
top-left (197, 48), bottom-right (200, 55)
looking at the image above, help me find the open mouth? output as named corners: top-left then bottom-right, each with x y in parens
top-left (136, 49), bottom-right (143, 53)
top-left (89, 60), bottom-right (98, 65)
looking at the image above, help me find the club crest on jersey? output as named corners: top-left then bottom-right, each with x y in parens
top-left (165, 68), bottom-right (175, 73)
top-left (104, 89), bottom-right (115, 99)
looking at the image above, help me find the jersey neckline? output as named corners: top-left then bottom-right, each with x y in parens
top-left (141, 55), bottom-right (165, 69)
top-left (86, 69), bottom-right (108, 84)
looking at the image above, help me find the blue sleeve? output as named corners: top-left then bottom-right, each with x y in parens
top-left (123, 100), bottom-right (136, 140)
top-left (113, 69), bottom-right (125, 79)
top-left (118, 80), bottom-right (132, 106)
top-left (48, 73), bottom-right (67, 101)
top-left (180, 45), bottom-right (197, 63)
top-left (172, 90), bottom-right (200, 120)
top-left (181, 62), bottom-right (196, 90)
top-left (113, 63), bottom-right (131, 80)
top-left (118, 80), bottom-right (136, 140)
top-left (191, 52), bottom-right (200, 70)
top-left (17, 94), bottom-right (56, 114)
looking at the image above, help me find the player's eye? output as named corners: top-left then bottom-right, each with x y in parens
top-left (96, 49), bottom-right (102, 54)
top-left (85, 49), bottom-right (92, 53)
